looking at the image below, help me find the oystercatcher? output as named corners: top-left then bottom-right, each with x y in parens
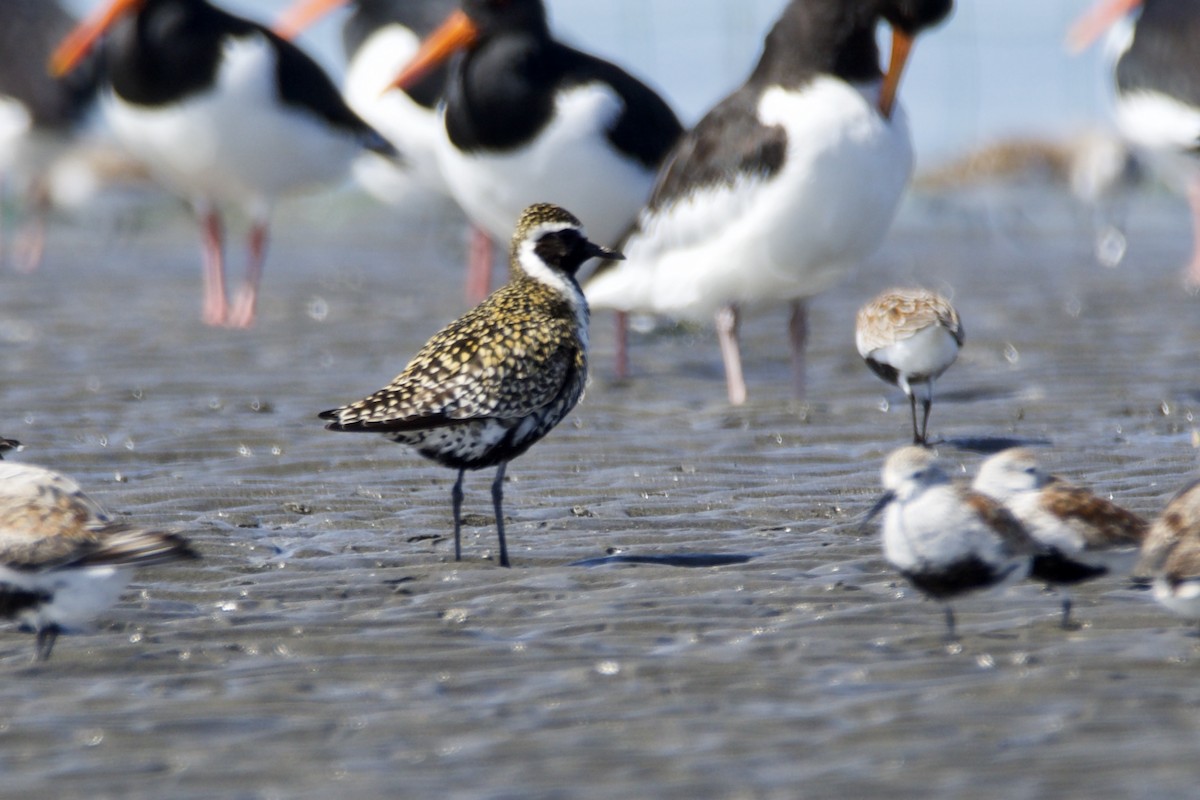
top-left (274, 0), bottom-right (455, 206)
top-left (50, 0), bottom-right (396, 328)
top-left (585, 0), bottom-right (953, 404)
top-left (390, 0), bottom-right (680, 312)
top-left (1069, 0), bottom-right (1200, 287)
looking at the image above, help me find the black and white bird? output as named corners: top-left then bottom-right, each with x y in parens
top-left (856, 287), bottom-right (963, 445)
top-left (50, 0), bottom-right (396, 328)
top-left (0, 452), bottom-right (197, 660)
top-left (586, 0), bottom-right (953, 404)
top-left (866, 446), bottom-right (1035, 640)
top-left (1069, 0), bottom-right (1200, 286)
top-left (389, 0), bottom-right (681, 310)
top-left (274, 0), bottom-right (455, 207)
top-left (973, 448), bottom-right (1148, 628)
top-left (0, 0), bottom-right (99, 272)
top-left (320, 203), bottom-right (620, 568)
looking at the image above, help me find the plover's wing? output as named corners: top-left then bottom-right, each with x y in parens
top-left (325, 305), bottom-right (581, 430)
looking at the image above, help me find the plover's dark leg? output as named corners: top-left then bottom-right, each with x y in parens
top-left (35, 624), bottom-right (60, 662)
top-left (451, 469), bottom-right (466, 562)
top-left (492, 462), bottom-right (510, 568)
top-left (715, 305), bottom-right (746, 406)
top-left (1060, 594), bottom-right (1074, 630)
top-left (788, 300), bottom-right (809, 400)
top-left (942, 605), bottom-right (958, 642)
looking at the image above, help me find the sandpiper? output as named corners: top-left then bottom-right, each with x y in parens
top-left (0, 457), bottom-right (197, 660)
top-left (973, 448), bottom-right (1148, 628)
top-left (50, 0), bottom-right (396, 328)
top-left (866, 446), bottom-right (1035, 640)
top-left (1069, 0), bottom-right (1200, 286)
top-left (1134, 478), bottom-right (1200, 622)
top-left (585, 0), bottom-right (953, 404)
top-left (856, 288), bottom-right (963, 445)
top-left (320, 203), bottom-right (620, 568)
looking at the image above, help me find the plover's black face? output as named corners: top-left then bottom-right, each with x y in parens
top-left (532, 227), bottom-right (614, 277)
top-left (511, 203), bottom-right (622, 281)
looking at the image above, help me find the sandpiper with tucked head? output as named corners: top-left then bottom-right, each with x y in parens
top-left (0, 457), bottom-right (197, 660)
top-left (866, 446), bottom-right (1035, 640)
top-left (856, 288), bottom-right (963, 445)
top-left (973, 448), bottom-right (1148, 628)
top-left (1134, 478), bottom-right (1200, 622)
top-left (320, 203), bottom-right (620, 568)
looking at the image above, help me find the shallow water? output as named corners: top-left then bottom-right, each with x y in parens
top-left (2, 184), bottom-right (1200, 799)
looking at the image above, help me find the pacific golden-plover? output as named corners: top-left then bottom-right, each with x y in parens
top-left (320, 203), bottom-right (621, 567)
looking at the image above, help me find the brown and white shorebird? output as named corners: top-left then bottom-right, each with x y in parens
top-left (856, 288), bottom-right (963, 445)
top-left (320, 204), bottom-right (620, 568)
top-left (973, 448), bottom-right (1148, 628)
top-left (865, 446), bottom-right (1036, 640)
top-left (1133, 478), bottom-right (1200, 623)
top-left (0, 447), bottom-right (197, 660)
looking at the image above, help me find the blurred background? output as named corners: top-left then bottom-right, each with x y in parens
top-left (59, 0), bottom-right (1119, 166)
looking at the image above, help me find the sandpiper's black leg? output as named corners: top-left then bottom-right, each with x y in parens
top-left (1060, 596), bottom-right (1074, 630)
top-left (942, 605), bottom-right (958, 642)
top-left (908, 393), bottom-right (923, 445)
top-left (35, 624), bottom-right (60, 662)
top-left (492, 462), bottom-right (510, 568)
top-left (920, 394), bottom-right (933, 445)
top-left (451, 469), bottom-right (465, 562)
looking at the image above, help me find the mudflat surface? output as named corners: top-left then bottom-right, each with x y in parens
top-left (1, 184), bottom-right (1198, 799)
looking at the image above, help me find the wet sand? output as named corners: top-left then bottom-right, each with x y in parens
top-left (1, 184), bottom-right (1199, 798)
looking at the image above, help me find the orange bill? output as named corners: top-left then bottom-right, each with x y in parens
top-left (1066, 0), bottom-right (1142, 53)
top-left (388, 9), bottom-right (478, 93)
top-left (49, 0), bottom-right (144, 78)
top-left (273, 0), bottom-right (351, 41)
top-left (878, 27), bottom-right (913, 120)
